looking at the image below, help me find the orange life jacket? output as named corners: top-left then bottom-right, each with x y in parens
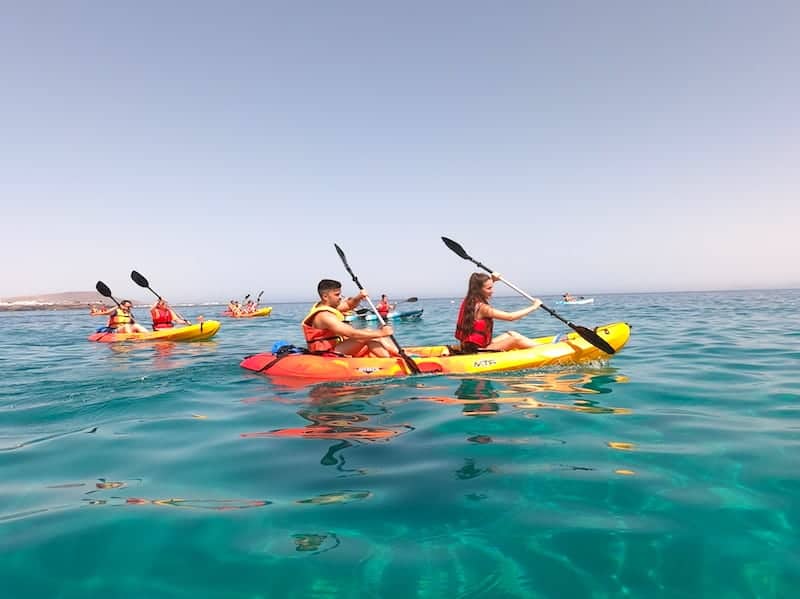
top-left (151, 306), bottom-right (174, 330)
top-left (455, 299), bottom-right (493, 348)
top-left (302, 304), bottom-right (345, 352)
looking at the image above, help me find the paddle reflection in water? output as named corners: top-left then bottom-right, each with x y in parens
top-left (124, 498), bottom-right (271, 510)
top-left (241, 410), bottom-right (413, 441)
top-left (457, 378), bottom-right (501, 417)
top-left (80, 497), bottom-right (272, 510)
top-left (410, 369), bottom-right (632, 417)
top-left (292, 532), bottom-right (340, 555)
top-left (316, 439), bottom-right (369, 476)
top-left (242, 381), bottom-right (414, 442)
top-left (295, 490), bottom-right (372, 505)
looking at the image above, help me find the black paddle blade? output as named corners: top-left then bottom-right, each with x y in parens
top-left (334, 243), bottom-right (361, 287)
top-left (96, 281), bottom-right (112, 297)
top-left (130, 270), bottom-right (149, 288)
top-left (334, 243), bottom-right (349, 269)
top-left (405, 297), bottom-right (418, 303)
top-left (442, 237), bottom-right (471, 260)
top-left (572, 324), bottom-right (616, 355)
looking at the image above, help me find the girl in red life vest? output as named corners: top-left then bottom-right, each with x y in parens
top-left (455, 272), bottom-right (543, 353)
top-left (150, 298), bottom-right (189, 330)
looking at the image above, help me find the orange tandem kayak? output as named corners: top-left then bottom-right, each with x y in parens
top-left (240, 322), bottom-right (630, 382)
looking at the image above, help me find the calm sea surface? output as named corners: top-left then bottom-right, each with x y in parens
top-left (2, 290), bottom-right (799, 598)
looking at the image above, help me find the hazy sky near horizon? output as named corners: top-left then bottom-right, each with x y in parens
top-left (2, 2), bottom-right (798, 302)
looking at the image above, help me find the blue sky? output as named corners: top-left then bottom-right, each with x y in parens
top-left (2, 1), bottom-right (797, 302)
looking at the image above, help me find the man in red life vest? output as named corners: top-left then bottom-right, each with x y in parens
top-left (376, 294), bottom-right (395, 320)
top-left (150, 298), bottom-right (190, 330)
top-left (302, 279), bottom-right (399, 357)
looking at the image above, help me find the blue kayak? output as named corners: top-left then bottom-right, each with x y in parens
top-left (363, 309), bottom-right (424, 321)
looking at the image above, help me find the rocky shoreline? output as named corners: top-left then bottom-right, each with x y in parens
top-left (0, 303), bottom-right (100, 313)
top-left (0, 291), bottom-right (131, 313)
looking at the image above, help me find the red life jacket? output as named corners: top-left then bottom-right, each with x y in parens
top-left (151, 306), bottom-right (174, 330)
top-left (377, 299), bottom-right (390, 316)
top-left (455, 299), bottom-right (493, 348)
top-left (302, 304), bottom-right (345, 352)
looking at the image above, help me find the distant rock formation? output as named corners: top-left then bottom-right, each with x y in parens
top-left (0, 291), bottom-right (145, 312)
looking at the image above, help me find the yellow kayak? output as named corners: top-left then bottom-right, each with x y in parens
top-left (223, 307), bottom-right (273, 318)
top-left (88, 320), bottom-right (221, 342)
top-left (241, 322), bottom-right (630, 382)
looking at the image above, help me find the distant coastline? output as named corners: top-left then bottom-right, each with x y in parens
top-left (0, 291), bottom-right (141, 313)
top-left (0, 290), bottom-right (233, 313)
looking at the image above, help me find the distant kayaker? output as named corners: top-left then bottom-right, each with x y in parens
top-left (106, 300), bottom-right (149, 334)
top-left (563, 292), bottom-right (576, 302)
top-left (150, 298), bottom-right (190, 330)
top-left (88, 302), bottom-right (108, 315)
top-left (302, 279), bottom-right (399, 357)
top-left (375, 294), bottom-right (395, 320)
top-left (455, 273), bottom-right (543, 353)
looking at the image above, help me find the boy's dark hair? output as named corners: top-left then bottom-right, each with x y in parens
top-left (317, 279), bottom-right (342, 297)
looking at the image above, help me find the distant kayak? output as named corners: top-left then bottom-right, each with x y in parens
top-left (222, 307), bottom-right (272, 318)
top-left (88, 320), bottom-right (221, 342)
top-left (556, 298), bottom-right (595, 305)
top-left (363, 309), bottom-right (424, 321)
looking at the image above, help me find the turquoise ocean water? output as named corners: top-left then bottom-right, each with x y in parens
top-left (1, 290), bottom-right (799, 598)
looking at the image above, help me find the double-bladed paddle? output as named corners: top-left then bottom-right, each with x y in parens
top-left (130, 270), bottom-right (190, 324)
top-left (441, 237), bottom-right (616, 354)
top-left (334, 244), bottom-right (423, 374)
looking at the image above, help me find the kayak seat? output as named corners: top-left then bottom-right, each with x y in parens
top-left (446, 345), bottom-right (503, 356)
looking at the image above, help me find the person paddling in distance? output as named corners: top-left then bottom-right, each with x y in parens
top-left (375, 294), bottom-right (395, 320)
top-left (303, 279), bottom-right (399, 357)
top-left (104, 300), bottom-right (149, 334)
top-left (150, 298), bottom-right (190, 330)
top-left (562, 292), bottom-right (576, 303)
top-left (455, 272), bottom-right (543, 353)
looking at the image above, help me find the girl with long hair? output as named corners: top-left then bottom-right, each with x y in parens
top-left (455, 272), bottom-right (543, 353)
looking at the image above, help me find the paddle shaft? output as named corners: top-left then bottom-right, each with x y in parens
top-left (462, 255), bottom-right (583, 327)
top-left (334, 245), bottom-right (421, 374)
